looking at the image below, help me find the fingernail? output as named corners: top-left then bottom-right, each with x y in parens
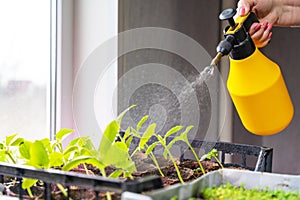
top-left (239, 7), bottom-right (246, 15)
top-left (254, 24), bottom-right (261, 31)
top-left (262, 22), bottom-right (268, 29)
top-left (268, 32), bottom-right (272, 39)
top-left (267, 23), bottom-right (273, 30)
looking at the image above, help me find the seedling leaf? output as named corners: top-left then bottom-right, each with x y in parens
top-left (125, 135), bottom-right (133, 148)
top-left (130, 129), bottom-right (141, 138)
top-left (145, 141), bottom-right (159, 156)
top-left (6, 133), bottom-right (18, 146)
top-left (139, 123), bottom-right (156, 150)
top-left (109, 169), bottom-right (123, 178)
top-left (123, 127), bottom-right (131, 141)
top-left (102, 142), bottom-right (128, 165)
top-left (10, 137), bottom-right (24, 146)
top-left (29, 140), bottom-right (49, 168)
top-left (99, 120), bottom-right (120, 163)
top-left (55, 128), bottom-right (74, 142)
top-left (117, 105), bottom-right (136, 124)
top-left (179, 126), bottom-right (194, 142)
top-left (165, 126), bottom-right (183, 138)
top-left (0, 150), bottom-right (6, 162)
top-left (166, 137), bottom-right (181, 151)
top-left (63, 146), bottom-right (79, 159)
top-left (156, 135), bottom-right (164, 144)
top-left (62, 156), bottom-right (93, 171)
top-left (136, 115), bottom-right (149, 132)
top-left (49, 152), bottom-right (64, 167)
top-left (22, 178), bottom-right (38, 190)
top-left (68, 137), bottom-right (81, 146)
top-left (40, 138), bottom-right (51, 153)
top-left (85, 158), bottom-right (105, 171)
top-left (19, 140), bottom-right (32, 160)
top-left (99, 120), bottom-right (120, 151)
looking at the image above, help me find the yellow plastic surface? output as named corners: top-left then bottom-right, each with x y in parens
top-left (226, 13), bottom-right (250, 35)
top-left (227, 48), bottom-right (294, 135)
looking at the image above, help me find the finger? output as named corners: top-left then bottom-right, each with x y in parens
top-left (266, 23), bottom-right (273, 31)
top-left (250, 21), bottom-right (268, 37)
top-left (248, 23), bottom-right (261, 35)
top-left (251, 29), bottom-right (266, 48)
top-left (256, 33), bottom-right (272, 48)
top-left (237, 0), bottom-right (251, 16)
top-left (258, 22), bottom-right (272, 42)
top-left (258, 29), bottom-right (271, 44)
top-left (250, 25), bottom-right (265, 41)
top-left (253, 30), bottom-right (272, 48)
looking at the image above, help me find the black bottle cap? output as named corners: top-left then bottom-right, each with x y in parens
top-left (230, 34), bottom-right (256, 60)
top-left (219, 8), bottom-right (237, 29)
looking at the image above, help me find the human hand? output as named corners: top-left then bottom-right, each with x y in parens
top-left (237, 0), bottom-right (278, 24)
top-left (237, 0), bottom-right (300, 26)
top-left (248, 22), bottom-right (272, 48)
top-left (237, 0), bottom-right (273, 48)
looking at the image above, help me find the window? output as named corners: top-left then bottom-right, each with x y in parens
top-left (0, 0), bottom-right (53, 140)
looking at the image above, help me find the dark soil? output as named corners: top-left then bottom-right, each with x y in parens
top-left (2, 154), bottom-right (245, 200)
top-left (131, 159), bottom-right (221, 186)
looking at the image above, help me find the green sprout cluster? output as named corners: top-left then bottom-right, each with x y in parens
top-left (0, 105), bottom-right (225, 199)
top-left (201, 182), bottom-right (300, 200)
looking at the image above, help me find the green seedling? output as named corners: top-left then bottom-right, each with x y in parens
top-left (0, 106), bottom-right (140, 200)
top-left (62, 119), bottom-right (134, 200)
top-left (47, 106), bottom-right (138, 200)
top-left (166, 125), bottom-right (206, 175)
top-left (0, 133), bottom-right (24, 164)
top-left (64, 105), bottom-right (137, 180)
top-left (2, 105), bottom-right (218, 199)
top-left (129, 115), bottom-right (165, 177)
top-left (152, 126), bottom-right (186, 183)
top-left (96, 105), bottom-right (137, 200)
top-left (98, 120), bottom-right (136, 177)
top-left (201, 182), bottom-right (300, 200)
top-left (200, 148), bottom-right (224, 168)
top-left (59, 105), bottom-right (138, 200)
top-left (61, 136), bottom-right (97, 173)
top-left (130, 121), bottom-right (204, 183)
top-left (19, 128), bottom-right (93, 198)
top-left (119, 112), bottom-right (195, 180)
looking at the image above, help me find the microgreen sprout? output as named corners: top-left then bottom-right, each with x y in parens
top-left (0, 133), bottom-right (24, 164)
top-left (130, 115), bottom-right (165, 177)
top-left (201, 182), bottom-right (300, 200)
top-left (166, 125), bottom-right (206, 174)
top-left (200, 148), bottom-right (224, 168)
top-left (153, 126), bottom-right (186, 183)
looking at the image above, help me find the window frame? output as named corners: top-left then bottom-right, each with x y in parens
top-left (56, 0), bottom-right (119, 143)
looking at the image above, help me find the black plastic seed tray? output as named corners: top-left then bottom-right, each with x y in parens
top-left (0, 162), bottom-right (163, 200)
top-left (130, 137), bottom-right (273, 172)
top-left (189, 139), bottom-right (272, 172)
top-left (0, 139), bottom-right (272, 199)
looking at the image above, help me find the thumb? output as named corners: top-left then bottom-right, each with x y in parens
top-left (237, 0), bottom-right (251, 16)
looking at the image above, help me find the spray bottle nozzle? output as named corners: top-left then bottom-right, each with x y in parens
top-left (216, 35), bottom-right (235, 56)
top-left (211, 52), bottom-right (223, 66)
top-left (216, 8), bottom-right (259, 60)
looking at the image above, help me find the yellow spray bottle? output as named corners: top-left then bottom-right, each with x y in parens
top-left (214, 8), bottom-right (294, 135)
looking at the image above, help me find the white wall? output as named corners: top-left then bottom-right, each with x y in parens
top-left (57, 0), bottom-right (118, 145)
